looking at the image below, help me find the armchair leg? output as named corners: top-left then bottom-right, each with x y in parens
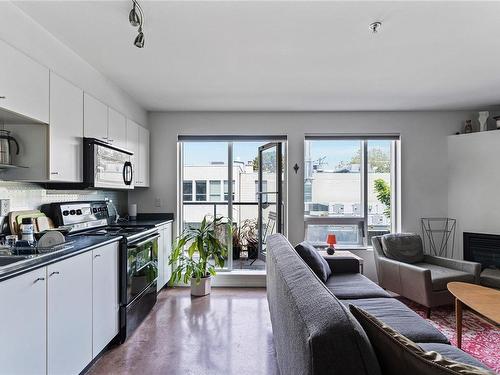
top-left (426, 307), bottom-right (431, 319)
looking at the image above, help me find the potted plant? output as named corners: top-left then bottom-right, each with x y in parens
top-left (168, 216), bottom-right (229, 296)
top-left (240, 219), bottom-right (258, 259)
top-left (232, 222), bottom-right (242, 260)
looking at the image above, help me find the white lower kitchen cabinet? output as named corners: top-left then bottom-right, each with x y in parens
top-left (47, 251), bottom-right (93, 375)
top-left (92, 242), bottom-right (119, 356)
top-left (157, 222), bottom-right (173, 291)
top-left (0, 268), bottom-right (47, 375)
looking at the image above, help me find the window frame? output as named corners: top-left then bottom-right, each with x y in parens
top-left (304, 136), bottom-right (400, 247)
top-left (209, 180), bottom-right (222, 201)
top-left (183, 180), bottom-right (193, 202)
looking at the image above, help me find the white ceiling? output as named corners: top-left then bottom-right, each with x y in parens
top-left (14, 1), bottom-right (500, 111)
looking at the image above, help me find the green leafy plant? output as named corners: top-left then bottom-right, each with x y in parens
top-left (374, 178), bottom-right (391, 218)
top-left (169, 216), bottom-right (230, 285)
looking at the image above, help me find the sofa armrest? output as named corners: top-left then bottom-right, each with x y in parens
top-left (325, 258), bottom-right (360, 274)
top-left (377, 257), bottom-right (433, 305)
top-left (424, 255), bottom-right (482, 283)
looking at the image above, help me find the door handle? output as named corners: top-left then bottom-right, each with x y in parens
top-left (94, 254), bottom-right (101, 259)
top-left (49, 271), bottom-right (60, 277)
top-left (34, 277), bottom-right (45, 283)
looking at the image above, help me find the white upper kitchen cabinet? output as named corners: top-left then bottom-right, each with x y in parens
top-left (92, 242), bottom-right (119, 356)
top-left (138, 125), bottom-right (150, 187)
top-left (0, 39), bottom-right (49, 123)
top-left (0, 268), bottom-right (47, 375)
top-left (108, 107), bottom-right (127, 150)
top-left (126, 119), bottom-right (140, 182)
top-left (84, 93), bottom-right (108, 141)
top-left (47, 252), bottom-right (93, 375)
top-left (49, 72), bottom-right (84, 182)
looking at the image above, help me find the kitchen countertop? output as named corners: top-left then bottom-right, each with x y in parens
top-left (0, 235), bottom-right (121, 283)
top-left (117, 213), bottom-right (174, 227)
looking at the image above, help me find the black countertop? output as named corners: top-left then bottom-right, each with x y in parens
top-left (118, 213), bottom-right (174, 227)
top-left (0, 235), bottom-right (121, 282)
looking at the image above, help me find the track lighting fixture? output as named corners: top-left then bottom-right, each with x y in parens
top-left (129, 0), bottom-right (145, 48)
top-left (369, 21), bottom-right (382, 34)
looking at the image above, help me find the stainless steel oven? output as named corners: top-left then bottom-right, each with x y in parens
top-left (83, 138), bottom-right (134, 190)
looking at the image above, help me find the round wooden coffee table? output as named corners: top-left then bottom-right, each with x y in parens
top-left (447, 282), bottom-right (500, 348)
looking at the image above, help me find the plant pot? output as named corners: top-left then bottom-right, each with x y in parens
top-left (233, 246), bottom-right (241, 260)
top-left (191, 276), bottom-right (211, 296)
top-left (247, 244), bottom-right (258, 260)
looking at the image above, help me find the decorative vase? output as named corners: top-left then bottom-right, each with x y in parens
top-left (478, 111), bottom-right (489, 132)
top-left (191, 276), bottom-right (211, 296)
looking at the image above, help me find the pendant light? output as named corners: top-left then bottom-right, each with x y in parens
top-left (129, 0), bottom-right (145, 48)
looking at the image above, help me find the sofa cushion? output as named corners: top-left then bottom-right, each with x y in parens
top-left (381, 233), bottom-right (424, 264)
top-left (419, 343), bottom-right (492, 370)
top-left (294, 241), bottom-right (331, 282)
top-left (413, 263), bottom-right (475, 291)
top-left (325, 273), bottom-right (391, 299)
top-left (480, 268), bottom-right (500, 289)
top-left (268, 234), bottom-right (381, 375)
top-left (349, 305), bottom-right (495, 375)
top-left (343, 297), bottom-right (449, 344)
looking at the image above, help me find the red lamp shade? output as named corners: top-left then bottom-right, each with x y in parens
top-left (326, 234), bottom-right (337, 247)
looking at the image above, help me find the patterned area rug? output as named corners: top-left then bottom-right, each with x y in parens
top-left (398, 298), bottom-right (500, 373)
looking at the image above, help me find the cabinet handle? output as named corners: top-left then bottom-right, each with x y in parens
top-left (51, 172), bottom-right (59, 175)
top-left (34, 277), bottom-right (45, 283)
top-left (49, 271), bottom-right (60, 277)
top-left (0, 96), bottom-right (6, 99)
top-left (94, 254), bottom-right (101, 258)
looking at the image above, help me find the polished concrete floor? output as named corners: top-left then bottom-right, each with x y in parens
top-left (87, 288), bottom-right (279, 375)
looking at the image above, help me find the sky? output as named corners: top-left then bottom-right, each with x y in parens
top-left (183, 140), bottom-right (391, 168)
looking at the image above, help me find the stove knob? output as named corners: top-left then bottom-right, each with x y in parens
top-left (70, 210), bottom-right (76, 215)
top-left (93, 208), bottom-right (98, 213)
top-left (62, 210), bottom-right (69, 216)
top-left (76, 209), bottom-right (82, 215)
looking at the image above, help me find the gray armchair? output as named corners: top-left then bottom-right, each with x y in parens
top-left (372, 233), bottom-right (481, 317)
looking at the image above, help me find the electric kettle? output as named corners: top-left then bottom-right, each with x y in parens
top-left (0, 130), bottom-right (19, 165)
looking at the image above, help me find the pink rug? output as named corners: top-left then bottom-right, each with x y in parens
top-left (398, 298), bottom-right (500, 373)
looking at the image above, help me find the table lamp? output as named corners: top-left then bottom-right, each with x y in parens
top-left (326, 234), bottom-right (337, 255)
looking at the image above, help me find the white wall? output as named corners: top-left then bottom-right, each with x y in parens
top-left (448, 130), bottom-right (500, 259)
top-left (0, 2), bottom-right (147, 126)
top-left (130, 111), bottom-right (472, 247)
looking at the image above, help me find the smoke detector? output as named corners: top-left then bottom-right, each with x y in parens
top-left (369, 21), bottom-right (382, 34)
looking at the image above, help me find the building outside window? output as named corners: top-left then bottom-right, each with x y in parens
top-left (304, 136), bottom-right (399, 247)
top-left (195, 180), bottom-right (207, 201)
top-left (209, 180), bottom-right (222, 201)
top-left (223, 180), bottom-right (235, 201)
top-left (183, 181), bottom-right (193, 201)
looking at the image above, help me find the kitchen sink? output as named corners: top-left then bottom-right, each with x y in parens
top-left (0, 255), bottom-right (32, 267)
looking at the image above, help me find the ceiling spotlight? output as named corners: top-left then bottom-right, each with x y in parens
top-left (129, 3), bottom-right (140, 27)
top-left (134, 28), bottom-right (145, 48)
top-left (369, 21), bottom-right (382, 34)
top-left (129, 0), bottom-right (145, 48)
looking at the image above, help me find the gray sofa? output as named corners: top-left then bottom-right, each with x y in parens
top-left (372, 234), bottom-right (481, 317)
top-left (266, 234), bottom-right (490, 375)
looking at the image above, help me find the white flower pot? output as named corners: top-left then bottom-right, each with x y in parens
top-left (191, 276), bottom-right (211, 296)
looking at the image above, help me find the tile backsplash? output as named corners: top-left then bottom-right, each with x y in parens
top-left (0, 181), bottom-right (127, 229)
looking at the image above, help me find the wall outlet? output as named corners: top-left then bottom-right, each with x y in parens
top-left (0, 199), bottom-right (10, 217)
top-left (154, 198), bottom-right (162, 207)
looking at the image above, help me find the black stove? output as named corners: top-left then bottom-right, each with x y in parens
top-left (44, 201), bottom-right (159, 343)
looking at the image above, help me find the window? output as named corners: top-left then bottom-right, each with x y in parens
top-left (304, 137), bottom-right (398, 246)
top-left (195, 180), bottom-right (207, 201)
top-left (255, 180), bottom-right (268, 201)
top-left (209, 180), bottom-right (221, 201)
top-left (183, 181), bottom-right (193, 201)
top-left (224, 180), bottom-right (235, 201)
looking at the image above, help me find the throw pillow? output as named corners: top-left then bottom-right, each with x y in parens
top-left (294, 241), bottom-right (332, 282)
top-left (349, 305), bottom-right (495, 375)
top-left (381, 233), bottom-right (425, 264)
